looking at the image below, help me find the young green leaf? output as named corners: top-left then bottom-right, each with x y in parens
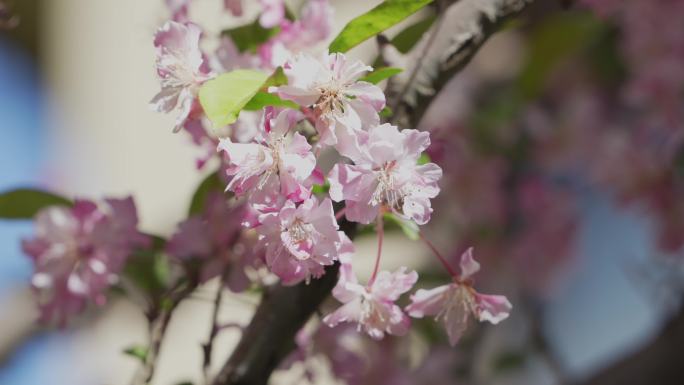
top-left (329, 0), bottom-right (434, 53)
top-left (188, 171), bottom-right (224, 215)
top-left (243, 92), bottom-right (299, 111)
top-left (123, 345), bottom-right (149, 363)
top-left (383, 213), bottom-right (419, 240)
top-left (221, 19), bottom-right (279, 53)
top-left (0, 188), bottom-right (72, 220)
top-left (359, 67), bottom-right (403, 84)
top-left (262, 66), bottom-right (288, 88)
top-left (390, 15), bottom-right (436, 53)
top-left (199, 69), bottom-right (270, 127)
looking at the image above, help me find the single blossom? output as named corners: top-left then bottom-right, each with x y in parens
top-left (150, 21), bottom-right (210, 132)
top-left (323, 264), bottom-right (417, 339)
top-left (21, 198), bottom-right (149, 325)
top-left (329, 123), bottom-right (442, 225)
top-left (166, 0), bottom-right (242, 21)
top-left (217, 109), bottom-right (316, 205)
top-left (166, 192), bottom-right (260, 292)
top-left (259, 0), bottom-right (285, 28)
top-left (258, 0), bottom-right (334, 68)
top-left (274, 51), bottom-right (385, 149)
top-left (405, 248), bottom-right (512, 346)
top-left (257, 197), bottom-right (348, 285)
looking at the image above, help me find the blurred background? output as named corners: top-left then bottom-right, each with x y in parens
top-left (1, 0), bottom-right (683, 384)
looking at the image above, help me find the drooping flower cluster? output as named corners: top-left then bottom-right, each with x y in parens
top-left (143, 0), bottom-right (509, 348)
top-left (406, 248), bottom-right (512, 345)
top-left (22, 197), bottom-right (149, 325)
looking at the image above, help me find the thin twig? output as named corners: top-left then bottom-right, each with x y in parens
top-left (203, 280), bottom-right (226, 385)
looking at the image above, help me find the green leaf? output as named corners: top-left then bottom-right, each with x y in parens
top-left (390, 15), bottom-right (436, 53)
top-left (123, 247), bottom-right (171, 298)
top-left (188, 171), bottom-right (224, 215)
top-left (311, 182), bottom-right (330, 195)
top-left (222, 19), bottom-right (279, 53)
top-left (359, 67), bottom-right (403, 84)
top-left (517, 13), bottom-right (602, 98)
top-left (379, 106), bottom-right (393, 118)
top-left (123, 345), bottom-right (149, 363)
top-left (243, 92), bottom-right (299, 111)
top-left (329, 0), bottom-right (434, 53)
top-left (417, 153), bottom-right (431, 165)
top-left (199, 69), bottom-right (270, 127)
top-left (0, 189), bottom-right (72, 220)
top-left (383, 213), bottom-right (419, 240)
top-left (492, 350), bottom-right (527, 373)
top-left (262, 66), bottom-right (288, 88)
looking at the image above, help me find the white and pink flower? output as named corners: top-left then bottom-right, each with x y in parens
top-left (150, 21), bottom-right (210, 132)
top-left (217, 109), bottom-right (316, 205)
top-left (329, 123), bottom-right (442, 225)
top-left (406, 248), bottom-right (512, 346)
top-left (21, 198), bottom-right (149, 325)
top-left (274, 51), bottom-right (385, 149)
top-left (166, 192), bottom-right (261, 292)
top-left (257, 197), bottom-right (348, 285)
top-left (323, 264), bottom-right (417, 340)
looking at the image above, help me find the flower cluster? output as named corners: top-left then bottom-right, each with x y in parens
top-left (145, 0), bottom-right (510, 346)
top-left (22, 197), bottom-right (149, 325)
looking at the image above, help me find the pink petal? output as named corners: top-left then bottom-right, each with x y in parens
top-left (474, 293), bottom-right (512, 324)
top-left (459, 247), bottom-right (480, 279)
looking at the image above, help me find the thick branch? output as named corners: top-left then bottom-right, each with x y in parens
top-left (212, 218), bottom-right (356, 385)
top-left (389, 0), bottom-right (535, 128)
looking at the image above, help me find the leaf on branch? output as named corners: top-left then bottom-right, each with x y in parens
top-left (384, 0), bottom-right (532, 107)
top-left (221, 19), bottom-right (279, 53)
top-left (329, 0), bottom-right (434, 53)
top-left (0, 188), bottom-right (72, 220)
top-left (262, 66), bottom-right (288, 88)
top-left (188, 171), bottom-right (224, 215)
top-left (123, 241), bottom-right (172, 300)
top-left (390, 15), bottom-right (437, 53)
top-left (123, 345), bottom-right (149, 363)
top-left (199, 69), bottom-right (270, 127)
top-left (383, 213), bottom-right (419, 240)
top-left (359, 67), bottom-right (404, 84)
top-left (243, 92), bottom-right (299, 111)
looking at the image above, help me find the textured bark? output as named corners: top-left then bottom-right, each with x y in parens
top-left (211, 218), bottom-right (355, 385)
top-left (385, 0), bottom-right (535, 128)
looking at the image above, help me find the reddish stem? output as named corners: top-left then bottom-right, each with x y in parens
top-left (368, 214), bottom-right (384, 286)
top-left (335, 207), bottom-right (346, 221)
top-left (418, 231), bottom-right (459, 278)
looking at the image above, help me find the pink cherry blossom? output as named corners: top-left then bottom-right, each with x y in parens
top-left (21, 197), bottom-right (149, 325)
top-left (213, 36), bottom-right (260, 73)
top-left (259, 0), bottom-right (285, 28)
top-left (150, 21), bottom-right (210, 132)
top-left (274, 51), bottom-right (385, 148)
top-left (406, 248), bottom-right (512, 346)
top-left (256, 197), bottom-right (348, 285)
top-left (323, 264), bottom-right (417, 339)
top-left (166, 192), bottom-right (261, 292)
top-left (224, 0), bottom-right (243, 16)
top-left (258, 0), bottom-right (334, 69)
top-left (165, 0), bottom-right (190, 22)
top-left (217, 109), bottom-right (316, 205)
top-left (329, 123), bottom-right (442, 225)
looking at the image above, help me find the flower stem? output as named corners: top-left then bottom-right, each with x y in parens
top-left (418, 231), bottom-right (458, 278)
top-left (368, 214), bottom-right (384, 286)
top-left (335, 207), bottom-right (346, 221)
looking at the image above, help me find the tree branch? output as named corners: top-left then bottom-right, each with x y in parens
top-left (211, 217), bottom-right (356, 385)
top-left (387, 0), bottom-right (535, 128)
